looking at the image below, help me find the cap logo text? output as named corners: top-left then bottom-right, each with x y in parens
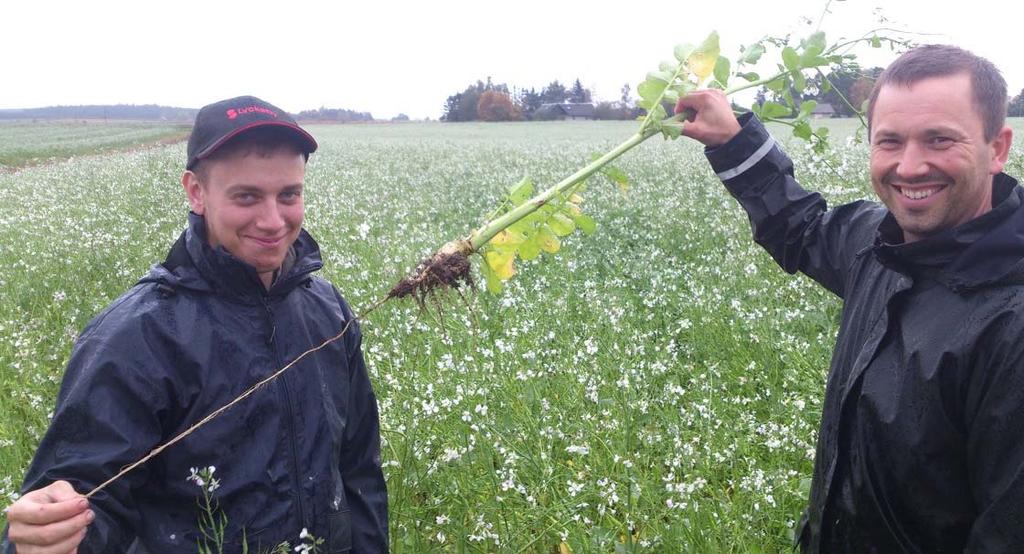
top-left (226, 105), bottom-right (278, 120)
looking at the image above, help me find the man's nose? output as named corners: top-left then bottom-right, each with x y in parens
top-left (895, 141), bottom-right (930, 181)
top-left (256, 200), bottom-right (285, 230)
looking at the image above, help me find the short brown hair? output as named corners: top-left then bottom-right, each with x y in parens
top-left (866, 44), bottom-right (1007, 141)
top-left (190, 126), bottom-right (308, 184)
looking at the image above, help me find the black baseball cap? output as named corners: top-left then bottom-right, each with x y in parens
top-left (186, 95), bottom-right (318, 170)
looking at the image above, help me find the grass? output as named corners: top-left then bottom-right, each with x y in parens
top-left (1, 118), bottom-right (1022, 551)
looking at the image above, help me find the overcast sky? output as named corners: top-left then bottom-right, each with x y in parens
top-left (3, 0), bottom-right (1021, 120)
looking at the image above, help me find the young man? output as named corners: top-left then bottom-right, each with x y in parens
top-left (678, 45), bottom-right (1021, 551)
top-left (3, 96), bottom-right (388, 552)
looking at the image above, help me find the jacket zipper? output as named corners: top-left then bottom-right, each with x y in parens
top-left (261, 296), bottom-right (310, 531)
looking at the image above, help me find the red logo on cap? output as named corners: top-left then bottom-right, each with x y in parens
top-left (226, 105), bottom-right (278, 120)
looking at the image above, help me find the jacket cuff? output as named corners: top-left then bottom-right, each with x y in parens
top-left (704, 112), bottom-right (776, 182)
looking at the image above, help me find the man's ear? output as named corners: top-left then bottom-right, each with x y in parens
top-left (182, 170), bottom-right (205, 214)
top-left (989, 126), bottom-right (1014, 175)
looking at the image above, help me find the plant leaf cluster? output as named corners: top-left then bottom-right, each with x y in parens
top-left (479, 176), bottom-right (600, 293)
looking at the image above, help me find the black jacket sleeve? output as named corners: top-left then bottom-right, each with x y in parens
top-left (704, 113), bottom-right (881, 298)
top-left (335, 294), bottom-right (389, 552)
top-left (2, 292), bottom-right (171, 553)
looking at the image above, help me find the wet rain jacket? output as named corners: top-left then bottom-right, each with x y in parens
top-left (706, 113), bottom-right (1024, 552)
top-left (2, 213), bottom-right (387, 553)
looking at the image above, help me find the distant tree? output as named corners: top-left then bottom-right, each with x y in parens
top-left (569, 78), bottom-right (592, 103)
top-left (391, 113), bottom-right (410, 122)
top-left (1008, 88), bottom-right (1024, 117)
top-left (541, 81), bottom-right (568, 105)
top-left (296, 106), bottom-right (373, 122)
top-left (477, 90), bottom-right (520, 121)
top-left (518, 87), bottom-right (544, 120)
top-left (594, 101), bottom-right (633, 120)
top-left (620, 83), bottom-right (632, 106)
top-left (442, 93), bottom-right (464, 121)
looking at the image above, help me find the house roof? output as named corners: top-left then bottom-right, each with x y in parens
top-left (539, 103), bottom-right (595, 117)
top-left (811, 102), bottom-right (836, 115)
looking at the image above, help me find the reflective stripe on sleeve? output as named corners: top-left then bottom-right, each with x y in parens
top-left (715, 137), bottom-right (776, 181)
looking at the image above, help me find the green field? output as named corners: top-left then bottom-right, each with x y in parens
top-left (1, 119), bottom-right (1023, 551)
top-left (0, 120), bottom-right (190, 170)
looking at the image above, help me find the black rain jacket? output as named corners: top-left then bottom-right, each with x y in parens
top-left (3, 213), bottom-right (387, 553)
top-left (706, 113), bottom-right (1024, 552)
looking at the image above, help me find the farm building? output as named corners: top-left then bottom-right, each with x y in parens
top-left (811, 102), bottom-right (837, 118)
top-left (536, 103), bottom-right (596, 121)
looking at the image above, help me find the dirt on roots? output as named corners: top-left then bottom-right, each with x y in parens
top-left (387, 250), bottom-right (474, 306)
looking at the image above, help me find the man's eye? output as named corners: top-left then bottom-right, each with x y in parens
top-left (929, 136), bottom-right (953, 147)
top-left (235, 193), bottom-right (258, 203)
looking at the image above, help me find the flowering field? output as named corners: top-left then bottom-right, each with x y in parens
top-left (0, 120), bottom-right (188, 170)
top-left (2, 120), bottom-right (1022, 551)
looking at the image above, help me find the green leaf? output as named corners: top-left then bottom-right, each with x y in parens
top-left (479, 256), bottom-right (503, 294)
top-left (673, 43), bottom-right (695, 63)
top-left (738, 42), bottom-right (765, 65)
top-left (760, 101), bottom-right (791, 119)
top-left (669, 80), bottom-right (696, 97)
top-left (792, 70), bottom-right (806, 94)
top-left (647, 70), bottom-right (673, 84)
top-left (803, 31), bottom-right (826, 58)
top-left (766, 76), bottom-right (786, 92)
top-left (601, 165), bottom-right (629, 192)
top-left (713, 56), bottom-right (731, 87)
top-left (870, 35), bottom-right (882, 48)
top-left (573, 213), bottom-right (597, 235)
top-left (816, 126), bottom-right (830, 141)
top-left (637, 79), bottom-right (666, 109)
top-left (507, 177), bottom-right (534, 206)
top-left (687, 31), bottom-right (720, 80)
top-left (782, 47), bottom-right (799, 71)
top-left (792, 121), bottom-right (812, 140)
top-left (799, 100), bottom-right (818, 117)
top-left (662, 89), bottom-right (680, 105)
top-left (537, 226), bottom-right (560, 253)
top-left (519, 236), bottom-right (541, 260)
top-left (549, 213), bottom-right (576, 236)
top-left (737, 71), bottom-right (760, 82)
top-left (659, 61), bottom-right (677, 73)
top-left (661, 123), bottom-right (683, 139)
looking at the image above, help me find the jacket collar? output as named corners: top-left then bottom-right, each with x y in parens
top-left (153, 212), bottom-right (323, 301)
top-left (874, 173), bottom-right (1024, 291)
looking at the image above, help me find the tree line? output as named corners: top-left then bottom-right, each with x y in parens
top-left (442, 78), bottom-right (639, 122)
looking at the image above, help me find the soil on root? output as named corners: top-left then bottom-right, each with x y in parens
top-left (387, 251), bottom-right (474, 307)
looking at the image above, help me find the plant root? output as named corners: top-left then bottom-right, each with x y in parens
top-left (388, 240), bottom-right (475, 307)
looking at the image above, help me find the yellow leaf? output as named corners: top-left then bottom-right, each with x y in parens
top-left (484, 250), bottom-right (515, 280)
top-left (490, 229), bottom-right (525, 247)
top-left (538, 228), bottom-right (560, 253)
top-left (569, 193), bottom-right (584, 204)
top-left (559, 542), bottom-right (572, 554)
top-left (687, 31), bottom-right (720, 80)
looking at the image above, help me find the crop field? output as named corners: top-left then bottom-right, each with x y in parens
top-left (0, 120), bottom-right (189, 170)
top-left (2, 119), bottom-right (1023, 551)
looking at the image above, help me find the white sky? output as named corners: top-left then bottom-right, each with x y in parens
top-left (2, 0), bottom-right (1021, 120)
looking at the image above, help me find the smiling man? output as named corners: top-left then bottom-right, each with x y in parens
top-left (3, 97), bottom-right (388, 553)
top-left (677, 45), bottom-right (1021, 551)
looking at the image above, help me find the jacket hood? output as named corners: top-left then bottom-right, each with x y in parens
top-left (140, 212), bottom-right (324, 301)
top-left (873, 173), bottom-right (1024, 291)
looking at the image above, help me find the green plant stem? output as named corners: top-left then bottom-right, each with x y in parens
top-left (467, 129), bottom-right (654, 251)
